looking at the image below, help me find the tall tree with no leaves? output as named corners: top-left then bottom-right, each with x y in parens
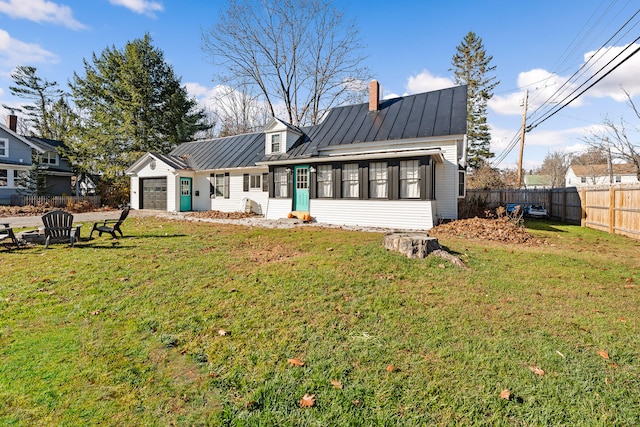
top-left (450, 31), bottom-right (499, 170)
top-left (538, 150), bottom-right (572, 188)
top-left (201, 0), bottom-right (370, 127)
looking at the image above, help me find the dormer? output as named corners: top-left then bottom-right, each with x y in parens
top-left (264, 118), bottom-right (302, 155)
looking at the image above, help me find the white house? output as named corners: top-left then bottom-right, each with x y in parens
top-left (566, 164), bottom-right (639, 187)
top-left (126, 81), bottom-right (468, 230)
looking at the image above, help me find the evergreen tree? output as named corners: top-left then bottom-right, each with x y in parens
top-left (17, 154), bottom-right (52, 196)
top-left (450, 32), bottom-right (499, 170)
top-left (70, 34), bottom-right (210, 179)
top-left (4, 65), bottom-right (63, 138)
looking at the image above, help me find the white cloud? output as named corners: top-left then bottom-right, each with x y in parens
top-left (109, 0), bottom-right (163, 17)
top-left (581, 43), bottom-right (640, 100)
top-left (406, 70), bottom-right (454, 94)
top-left (0, 0), bottom-right (86, 30)
top-left (0, 29), bottom-right (59, 66)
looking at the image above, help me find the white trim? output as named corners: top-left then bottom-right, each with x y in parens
top-left (0, 138), bottom-right (8, 158)
top-left (258, 149), bottom-right (444, 166)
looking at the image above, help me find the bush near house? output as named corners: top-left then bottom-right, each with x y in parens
top-left (1, 217), bottom-right (638, 425)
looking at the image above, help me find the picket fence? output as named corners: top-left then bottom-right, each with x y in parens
top-left (10, 195), bottom-right (101, 209)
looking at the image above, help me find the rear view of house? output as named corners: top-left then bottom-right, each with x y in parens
top-left (127, 81), bottom-right (468, 230)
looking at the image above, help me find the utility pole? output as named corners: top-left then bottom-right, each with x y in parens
top-left (516, 90), bottom-right (528, 189)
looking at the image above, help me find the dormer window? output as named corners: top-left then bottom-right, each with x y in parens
top-left (271, 133), bottom-right (281, 153)
top-left (0, 138), bottom-right (7, 157)
top-left (42, 151), bottom-right (58, 165)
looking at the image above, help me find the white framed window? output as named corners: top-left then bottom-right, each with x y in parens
top-left (0, 139), bottom-right (7, 157)
top-left (369, 162), bottom-right (388, 198)
top-left (615, 175), bottom-right (622, 183)
top-left (270, 133), bottom-right (281, 153)
top-left (580, 177), bottom-right (586, 184)
top-left (400, 160), bottom-right (420, 199)
top-left (250, 174), bottom-right (261, 189)
top-left (316, 165), bottom-right (333, 198)
top-left (274, 167), bottom-right (289, 198)
top-left (13, 170), bottom-right (26, 188)
top-left (214, 174), bottom-right (225, 198)
top-left (0, 169), bottom-right (7, 187)
top-left (458, 170), bottom-right (466, 198)
top-left (342, 163), bottom-right (359, 198)
top-left (42, 151), bottom-right (58, 165)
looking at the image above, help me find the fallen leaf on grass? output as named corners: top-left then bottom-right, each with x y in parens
top-left (300, 394), bottom-right (315, 408)
top-left (597, 349), bottom-right (609, 360)
top-left (499, 389), bottom-right (511, 400)
top-left (529, 366), bottom-right (545, 376)
top-left (625, 277), bottom-right (634, 283)
top-left (69, 270), bottom-right (76, 275)
top-left (91, 310), bottom-right (101, 315)
top-left (330, 380), bottom-right (343, 389)
top-left (386, 364), bottom-right (396, 373)
top-left (217, 329), bottom-right (228, 336)
top-left (287, 358), bottom-right (305, 367)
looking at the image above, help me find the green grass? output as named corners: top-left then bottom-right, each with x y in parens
top-left (1, 217), bottom-right (639, 426)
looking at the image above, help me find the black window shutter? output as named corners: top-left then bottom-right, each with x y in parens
top-left (333, 164), bottom-right (341, 199)
top-left (209, 173), bottom-right (215, 196)
top-left (224, 173), bottom-right (230, 198)
top-left (262, 173), bottom-right (268, 192)
top-left (243, 174), bottom-right (249, 192)
top-left (360, 162), bottom-right (368, 200)
top-left (287, 169), bottom-right (293, 199)
top-left (309, 167), bottom-right (317, 199)
top-left (389, 161), bottom-right (399, 200)
top-left (419, 160), bottom-right (428, 200)
top-left (268, 170), bottom-right (275, 198)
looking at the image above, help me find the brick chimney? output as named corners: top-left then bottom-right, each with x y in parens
top-left (369, 80), bottom-right (380, 112)
top-left (6, 114), bottom-right (17, 132)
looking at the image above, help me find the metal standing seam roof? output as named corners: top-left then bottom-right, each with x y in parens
top-left (168, 85), bottom-right (467, 169)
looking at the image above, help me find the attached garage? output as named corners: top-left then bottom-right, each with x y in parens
top-left (140, 177), bottom-right (167, 210)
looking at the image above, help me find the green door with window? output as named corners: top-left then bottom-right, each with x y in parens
top-left (293, 166), bottom-right (310, 212)
top-left (179, 177), bottom-right (192, 212)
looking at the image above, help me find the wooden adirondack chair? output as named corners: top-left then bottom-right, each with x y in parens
top-left (42, 210), bottom-right (81, 249)
top-left (1, 223), bottom-right (24, 249)
top-left (89, 207), bottom-right (130, 239)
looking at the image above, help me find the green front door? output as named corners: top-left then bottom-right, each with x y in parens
top-left (293, 166), bottom-right (310, 212)
top-left (179, 177), bottom-right (192, 212)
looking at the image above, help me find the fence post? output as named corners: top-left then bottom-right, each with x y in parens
top-left (609, 187), bottom-right (615, 235)
top-left (580, 189), bottom-right (587, 227)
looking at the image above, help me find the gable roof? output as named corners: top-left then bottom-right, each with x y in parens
top-left (161, 85), bottom-right (467, 171)
top-left (23, 136), bottom-right (67, 152)
top-left (570, 164), bottom-right (637, 177)
top-left (170, 132), bottom-right (265, 170)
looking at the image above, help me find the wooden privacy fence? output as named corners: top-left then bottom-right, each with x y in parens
top-left (10, 195), bottom-right (101, 209)
top-left (462, 184), bottom-right (640, 240)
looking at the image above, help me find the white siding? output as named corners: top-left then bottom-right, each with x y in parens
top-left (265, 198), bottom-right (292, 220)
top-left (434, 141), bottom-right (459, 220)
top-left (168, 174), bottom-right (179, 212)
top-left (192, 172), bottom-right (212, 211)
top-left (129, 156), bottom-right (176, 211)
top-left (209, 170), bottom-right (270, 214)
top-left (309, 199), bottom-right (436, 230)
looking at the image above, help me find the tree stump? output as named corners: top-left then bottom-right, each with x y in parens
top-left (382, 232), bottom-right (468, 268)
top-left (382, 232), bottom-right (441, 259)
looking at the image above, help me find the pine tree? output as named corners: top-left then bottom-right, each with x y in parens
top-left (450, 32), bottom-right (499, 170)
top-left (70, 34), bottom-right (210, 179)
top-left (4, 65), bottom-right (63, 138)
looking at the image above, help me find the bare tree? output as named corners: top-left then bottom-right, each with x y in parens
top-left (214, 85), bottom-right (271, 136)
top-left (538, 150), bottom-right (572, 188)
top-left (201, 0), bottom-right (370, 127)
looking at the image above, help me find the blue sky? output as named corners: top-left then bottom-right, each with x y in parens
top-left (0, 0), bottom-right (638, 170)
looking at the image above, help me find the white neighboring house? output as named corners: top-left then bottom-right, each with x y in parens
top-left (126, 81), bottom-right (468, 230)
top-left (566, 164), bottom-right (639, 188)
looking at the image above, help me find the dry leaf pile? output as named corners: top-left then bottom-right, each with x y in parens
top-left (187, 210), bottom-right (258, 220)
top-left (430, 217), bottom-right (544, 245)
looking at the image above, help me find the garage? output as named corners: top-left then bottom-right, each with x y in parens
top-left (140, 177), bottom-right (167, 210)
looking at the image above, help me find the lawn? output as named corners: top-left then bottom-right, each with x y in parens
top-left (1, 217), bottom-right (639, 426)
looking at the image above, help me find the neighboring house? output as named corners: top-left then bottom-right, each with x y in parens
top-left (566, 164), bottom-right (639, 187)
top-left (524, 174), bottom-right (552, 189)
top-left (0, 115), bottom-right (75, 204)
top-left (126, 81), bottom-right (467, 230)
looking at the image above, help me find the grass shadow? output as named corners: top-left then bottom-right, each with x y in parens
top-left (524, 219), bottom-right (569, 232)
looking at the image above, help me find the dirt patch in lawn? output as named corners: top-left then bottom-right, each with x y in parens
top-left (429, 216), bottom-right (545, 245)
